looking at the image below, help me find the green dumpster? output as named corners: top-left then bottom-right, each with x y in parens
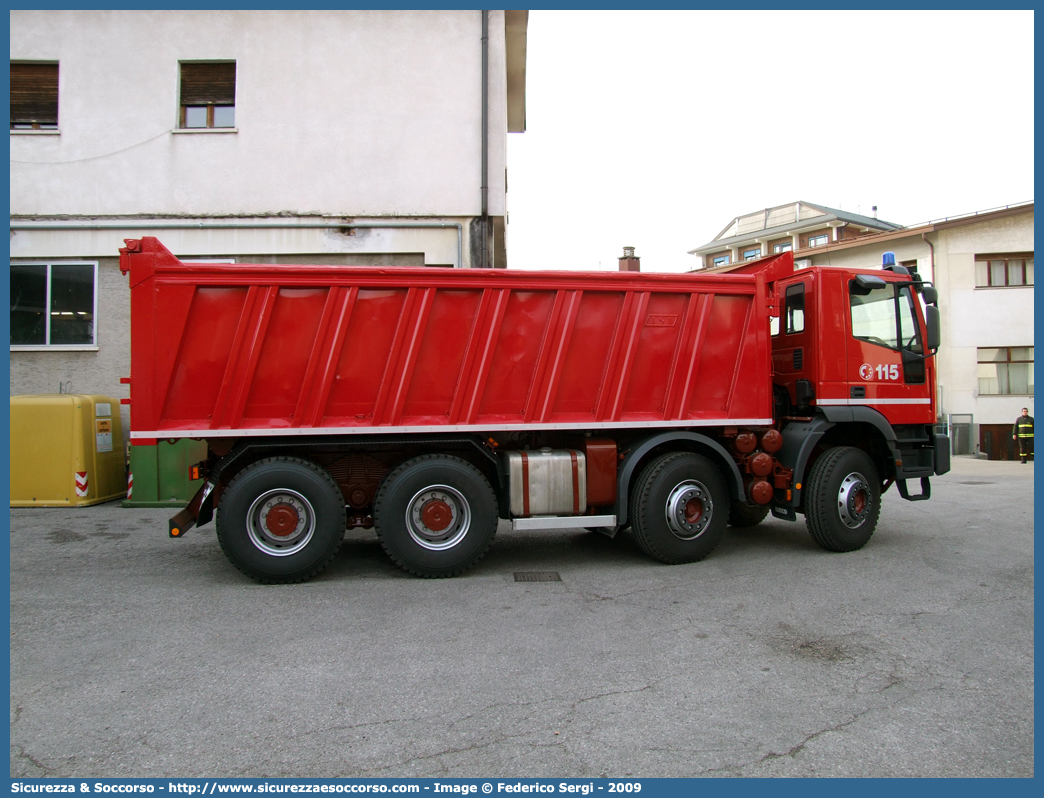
top-left (123, 439), bottom-right (208, 508)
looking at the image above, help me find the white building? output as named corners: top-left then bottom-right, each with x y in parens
top-left (10, 10), bottom-right (529, 436)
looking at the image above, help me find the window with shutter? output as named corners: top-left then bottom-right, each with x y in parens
top-left (179, 61), bottom-right (236, 129)
top-left (11, 62), bottom-right (59, 130)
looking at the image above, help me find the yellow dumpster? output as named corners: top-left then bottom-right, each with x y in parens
top-left (10, 394), bottom-right (127, 507)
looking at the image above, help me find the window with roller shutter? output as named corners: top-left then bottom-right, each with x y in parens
top-left (10, 62), bottom-right (59, 130)
top-left (179, 61), bottom-right (236, 129)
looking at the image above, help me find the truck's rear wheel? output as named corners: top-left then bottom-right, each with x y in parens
top-left (216, 457), bottom-right (346, 583)
top-left (630, 452), bottom-right (728, 564)
top-left (728, 501), bottom-right (770, 527)
top-left (804, 446), bottom-right (881, 552)
top-left (374, 455), bottom-right (498, 577)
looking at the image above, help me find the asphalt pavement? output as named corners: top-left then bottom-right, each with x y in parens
top-left (9, 456), bottom-right (1034, 777)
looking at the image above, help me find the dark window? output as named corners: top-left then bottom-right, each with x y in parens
top-left (180, 61), bottom-right (236, 129)
top-left (10, 264), bottom-right (47, 344)
top-left (784, 283), bottom-right (805, 334)
top-left (10, 262), bottom-right (96, 347)
top-left (975, 254), bottom-right (1034, 287)
top-left (897, 286), bottom-right (923, 352)
top-left (10, 62), bottom-right (58, 130)
top-left (978, 347), bottom-right (1033, 395)
top-left (898, 286), bottom-right (926, 383)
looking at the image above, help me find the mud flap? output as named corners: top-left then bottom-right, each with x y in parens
top-left (169, 480), bottom-right (216, 537)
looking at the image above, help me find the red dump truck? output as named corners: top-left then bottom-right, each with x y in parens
top-left (120, 237), bottom-right (949, 582)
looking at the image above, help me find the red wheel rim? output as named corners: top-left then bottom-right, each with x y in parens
top-left (265, 503), bottom-right (300, 537)
top-left (853, 490), bottom-right (867, 515)
top-left (684, 498), bottom-right (704, 525)
top-left (421, 499), bottom-right (453, 532)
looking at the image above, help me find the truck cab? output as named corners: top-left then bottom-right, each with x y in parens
top-left (770, 254), bottom-right (948, 529)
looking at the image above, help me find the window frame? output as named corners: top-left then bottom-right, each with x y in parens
top-left (743, 247), bottom-right (761, 261)
top-left (10, 260), bottom-right (99, 351)
top-left (977, 346), bottom-right (1034, 396)
top-left (178, 60), bottom-right (237, 130)
top-left (974, 253), bottom-right (1034, 288)
top-left (180, 104), bottom-right (237, 130)
top-left (773, 242), bottom-right (793, 254)
top-left (806, 234), bottom-right (829, 248)
top-left (712, 255), bottom-right (731, 267)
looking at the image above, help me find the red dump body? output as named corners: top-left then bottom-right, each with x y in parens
top-left (120, 238), bottom-right (793, 441)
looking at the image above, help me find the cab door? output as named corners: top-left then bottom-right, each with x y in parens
top-left (844, 276), bottom-right (933, 424)
top-left (771, 275), bottom-right (815, 409)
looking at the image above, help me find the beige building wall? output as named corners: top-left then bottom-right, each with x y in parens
top-left (934, 212), bottom-right (1034, 425)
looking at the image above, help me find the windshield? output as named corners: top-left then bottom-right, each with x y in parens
top-left (850, 282), bottom-right (923, 352)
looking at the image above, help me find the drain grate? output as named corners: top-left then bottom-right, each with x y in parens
top-left (514, 571), bottom-right (562, 582)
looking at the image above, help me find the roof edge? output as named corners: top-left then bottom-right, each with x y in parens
top-left (779, 202), bottom-right (1034, 258)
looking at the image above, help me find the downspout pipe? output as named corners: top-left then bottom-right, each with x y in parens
top-left (10, 219), bottom-right (465, 269)
top-left (480, 9), bottom-right (489, 268)
top-left (921, 231), bottom-right (936, 282)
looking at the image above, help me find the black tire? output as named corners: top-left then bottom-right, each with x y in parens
top-left (216, 457), bottom-right (346, 583)
top-left (373, 454), bottom-right (498, 577)
top-left (630, 452), bottom-right (728, 564)
top-left (728, 501), bottom-right (770, 528)
top-left (804, 446), bottom-right (881, 552)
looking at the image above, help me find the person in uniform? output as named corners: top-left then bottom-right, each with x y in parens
top-left (1013, 407), bottom-right (1034, 463)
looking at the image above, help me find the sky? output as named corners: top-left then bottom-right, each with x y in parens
top-left (505, 10), bottom-right (1035, 273)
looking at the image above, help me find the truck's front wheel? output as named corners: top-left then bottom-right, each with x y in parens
top-left (216, 457), bottom-right (346, 583)
top-left (630, 452), bottom-right (728, 564)
top-left (804, 446), bottom-right (881, 552)
top-left (374, 455), bottom-right (498, 577)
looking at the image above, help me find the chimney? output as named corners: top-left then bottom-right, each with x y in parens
top-left (618, 246), bottom-right (640, 272)
top-left (871, 205), bottom-right (878, 220)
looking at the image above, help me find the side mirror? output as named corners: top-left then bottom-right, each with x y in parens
top-left (852, 274), bottom-right (888, 295)
top-left (922, 285), bottom-right (939, 305)
top-left (924, 305), bottom-right (941, 351)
